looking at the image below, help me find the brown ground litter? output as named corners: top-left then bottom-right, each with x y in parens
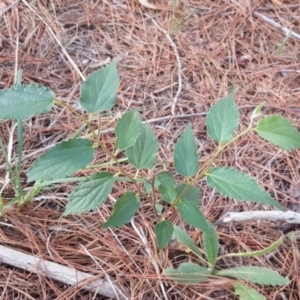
top-left (0, 0), bottom-right (300, 299)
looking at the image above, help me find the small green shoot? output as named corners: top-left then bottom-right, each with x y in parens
top-left (275, 30), bottom-right (292, 55)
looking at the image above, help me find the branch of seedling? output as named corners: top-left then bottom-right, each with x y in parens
top-left (56, 99), bottom-right (152, 204)
top-left (165, 124), bottom-right (255, 219)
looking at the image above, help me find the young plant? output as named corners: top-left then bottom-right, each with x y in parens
top-left (1, 61), bottom-right (299, 299)
top-left (0, 70), bottom-right (47, 211)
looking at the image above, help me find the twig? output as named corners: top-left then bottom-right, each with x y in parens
top-left (223, 210), bottom-right (300, 224)
top-left (151, 18), bottom-right (182, 115)
top-left (0, 245), bottom-right (126, 299)
top-left (253, 11), bottom-right (300, 41)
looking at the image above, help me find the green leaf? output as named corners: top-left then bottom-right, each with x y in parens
top-left (159, 185), bottom-right (177, 203)
top-left (164, 262), bottom-right (209, 285)
top-left (0, 84), bottom-right (55, 120)
top-left (155, 220), bottom-right (173, 249)
top-left (173, 225), bottom-right (203, 259)
top-left (115, 110), bottom-right (143, 150)
top-left (175, 184), bottom-right (200, 206)
top-left (216, 266), bottom-right (290, 286)
top-left (206, 91), bottom-right (239, 143)
top-left (203, 222), bottom-right (218, 271)
top-left (155, 203), bottom-right (164, 214)
top-left (157, 171), bottom-right (176, 187)
top-left (126, 123), bottom-right (158, 169)
top-left (206, 167), bottom-right (284, 211)
top-left (143, 181), bottom-right (152, 194)
top-left (102, 192), bottom-right (140, 228)
top-left (234, 284), bottom-right (266, 300)
top-left (63, 172), bottom-right (115, 215)
top-left (176, 199), bottom-right (208, 232)
top-left (143, 178), bottom-right (160, 194)
top-left (256, 115), bottom-right (300, 150)
top-left (27, 138), bottom-right (94, 182)
top-left (80, 61), bottom-right (119, 113)
top-left (174, 124), bottom-right (198, 176)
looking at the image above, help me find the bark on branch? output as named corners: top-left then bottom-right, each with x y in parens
top-left (223, 210), bottom-right (300, 224)
top-left (0, 245), bottom-right (128, 299)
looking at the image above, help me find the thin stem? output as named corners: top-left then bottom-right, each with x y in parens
top-left (72, 123), bottom-right (87, 139)
top-left (15, 70), bottom-right (24, 199)
top-left (15, 70), bottom-right (22, 85)
top-left (0, 194), bottom-right (3, 214)
top-left (86, 157), bottom-right (128, 169)
top-left (16, 119), bottom-right (24, 197)
top-left (55, 100), bottom-right (150, 202)
top-left (150, 172), bottom-right (159, 219)
top-left (165, 126), bottom-right (254, 216)
top-left (55, 100), bottom-right (92, 126)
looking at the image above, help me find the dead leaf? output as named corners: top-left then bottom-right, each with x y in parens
top-left (236, 54), bottom-right (250, 68)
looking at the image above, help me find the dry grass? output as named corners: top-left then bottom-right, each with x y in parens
top-left (0, 0), bottom-right (300, 299)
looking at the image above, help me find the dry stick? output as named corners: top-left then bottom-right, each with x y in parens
top-left (253, 11), bottom-right (300, 41)
top-left (151, 18), bottom-right (182, 115)
top-left (223, 210), bottom-right (300, 224)
top-left (0, 245), bottom-right (126, 299)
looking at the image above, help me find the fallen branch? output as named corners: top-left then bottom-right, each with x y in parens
top-left (0, 245), bottom-right (128, 299)
top-left (253, 11), bottom-right (300, 41)
top-left (223, 210), bottom-right (300, 224)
